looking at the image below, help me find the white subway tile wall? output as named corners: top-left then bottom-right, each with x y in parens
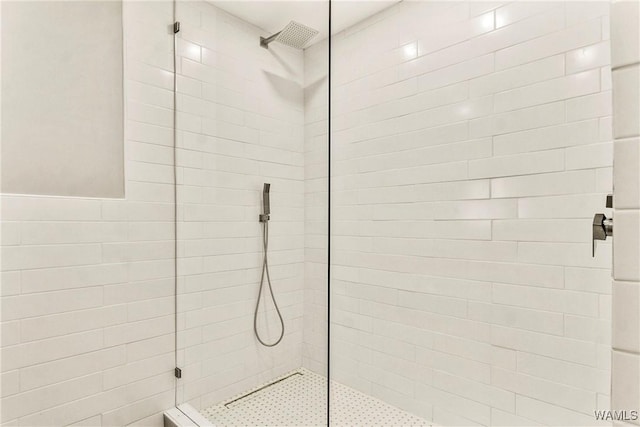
top-left (322, 1), bottom-right (614, 425)
top-left (173, 1), bottom-right (310, 412)
top-left (304, 38), bottom-right (330, 376)
top-left (0, 1), bottom-right (177, 425)
top-left (611, 1), bottom-right (640, 425)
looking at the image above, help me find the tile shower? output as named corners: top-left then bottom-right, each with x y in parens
top-left (329, 3), bottom-right (614, 425)
top-left (1, 1), bottom-right (639, 427)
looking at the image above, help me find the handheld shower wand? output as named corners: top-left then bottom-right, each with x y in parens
top-left (254, 183), bottom-right (285, 347)
top-left (260, 183), bottom-right (270, 222)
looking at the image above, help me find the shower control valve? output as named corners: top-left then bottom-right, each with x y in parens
top-left (592, 194), bottom-right (614, 257)
top-left (592, 213), bottom-right (613, 257)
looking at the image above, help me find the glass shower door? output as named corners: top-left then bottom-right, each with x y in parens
top-left (173, 1), bottom-right (329, 424)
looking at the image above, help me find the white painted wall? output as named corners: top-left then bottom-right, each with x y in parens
top-left (1, 1), bottom-right (125, 198)
top-left (326, 2), bottom-right (614, 425)
top-left (1, 1), bottom-right (177, 425)
top-left (173, 1), bottom-right (307, 410)
top-left (611, 1), bottom-right (640, 425)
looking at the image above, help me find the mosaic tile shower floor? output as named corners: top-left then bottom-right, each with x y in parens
top-left (201, 368), bottom-right (429, 426)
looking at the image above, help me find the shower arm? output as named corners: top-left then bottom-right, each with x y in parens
top-left (260, 31), bottom-right (281, 48)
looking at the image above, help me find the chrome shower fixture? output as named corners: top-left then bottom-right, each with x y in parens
top-left (254, 183), bottom-right (285, 347)
top-left (260, 21), bottom-right (319, 49)
top-left (260, 183), bottom-right (270, 222)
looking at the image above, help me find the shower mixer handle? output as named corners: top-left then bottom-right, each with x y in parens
top-left (592, 195), bottom-right (614, 257)
top-left (592, 213), bottom-right (613, 256)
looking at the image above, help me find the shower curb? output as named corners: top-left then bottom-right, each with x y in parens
top-left (164, 404), bottom-right (214, 427)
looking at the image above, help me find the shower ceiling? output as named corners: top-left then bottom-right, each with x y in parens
top-left (210, 0), bottom-right (399, 44)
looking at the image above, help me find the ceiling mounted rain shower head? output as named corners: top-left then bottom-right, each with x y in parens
top-left (260, 21), bottom-right (319, 49)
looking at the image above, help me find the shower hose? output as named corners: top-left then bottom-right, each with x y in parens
top-left (253, 220), bottom-right (285, 347)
